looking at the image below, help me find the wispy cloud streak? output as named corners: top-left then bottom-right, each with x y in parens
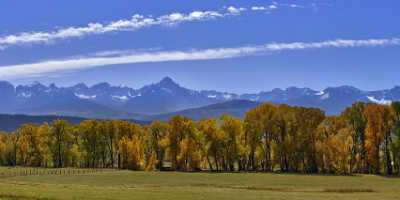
top-left (0, 38), bottom-right (399, 80)
top-left (0, 3), bottom-right (303, 50)
top-left (0, 11), bottom-right (224, 49)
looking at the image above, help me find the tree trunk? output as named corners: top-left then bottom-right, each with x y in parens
top-left (375, 143), bottom-right (380, 174)
top-left (249, 148), bottom-right (255, 171)
top-left (384, 132), bottom-right (393, 175)
top-left (264, 132), bottom-right (271, 172)
top-left (360, 132), bottom-right (368, 173)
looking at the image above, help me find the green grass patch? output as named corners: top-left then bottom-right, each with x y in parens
top-left (0, 169), bottom-right (399, 200)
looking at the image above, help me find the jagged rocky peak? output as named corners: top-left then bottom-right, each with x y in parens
top-left (157, 76), bottom-right (180, 88)
top-left (0, 81), bottom-right (15, 91)
top-left (0, 81), bottom-right (15, 97)
top-left (30, 81), bottom-right (48, 90)
top-left (72, 83), bottom-right (89, 90)
top-left (326, 85), bottom-right (361, 93)
top-left (91, 82), bottom-right (111, 90)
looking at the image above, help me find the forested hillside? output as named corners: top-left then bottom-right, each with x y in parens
top-left (0, 114), bottom-right (85, 132)
top-left (150, 100), bottom-right (260, 121)
top-left (1, 101), bottom-right (400, 175)
top-left (0, 114), bottom-right (149, 132)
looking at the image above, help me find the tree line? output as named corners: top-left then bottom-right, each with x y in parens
top-left (1, 102), bottom-right (400, 175)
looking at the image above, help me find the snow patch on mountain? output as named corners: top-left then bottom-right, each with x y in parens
top-left (74, 93), bottom-right (97, 100)
top-left (321, 93), bottom-right (330, 100)
top-left (223, 94), bottom-right (233, 100)
top-left (250, 96), bottom-right (260, 101)
top-left (111, 95), bottom-right (129, 101)
top-left (367, 96), bottom-right (392, 105)
top-left (19, 92), bottom-right (32, 98)
top-left (128, 92), bottom-right (141, 98)
top-left (161, 87), bottom-right (172, 93)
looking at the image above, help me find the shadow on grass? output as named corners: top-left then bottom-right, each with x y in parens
top-left (322, 188), bottom-right (375, 193)
top-left (0, 194), bottom-right (56, 200)
top-left (161, 170), bottom-right (368, 178)
top-left (186, 183), bottom-right (376, 193)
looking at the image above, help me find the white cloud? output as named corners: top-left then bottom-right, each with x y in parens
top-left (251, 5), bottom-right (278, 11)
top-left (0, 4), bottom-right (306, 49)
top-left (0, 38), bottom-right (399, 80)
top-left (227, 6), bottom-right (246, 14)
top-left (251, 3), bottom-right (304, 11)
top-left (290, 4), bottom-right (304, 8)
top-left (251, 6), bottom-right (267, 11)
top-left (270, 5), bottom-right (278, 10)
top-left (0, 9), bottom-right (227, 49)
top-left (91, 47), bottom-right (163, 57)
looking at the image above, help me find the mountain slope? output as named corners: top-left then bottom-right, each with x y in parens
top-left (150, 100), bottom-right (261, 121)
top-left (0, 114), bottom-right (150, 132)
top-left (0, 114), bottom-right (85, 132)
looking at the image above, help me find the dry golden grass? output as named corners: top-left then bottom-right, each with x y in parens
top-left (1, 169), bottom-right (399, 200)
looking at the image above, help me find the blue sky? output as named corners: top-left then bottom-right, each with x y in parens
top-left (0, 0), bottom-right (399, 93)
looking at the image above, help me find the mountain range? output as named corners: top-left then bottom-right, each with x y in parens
top-left (0, 77), bottom-right (398, 121)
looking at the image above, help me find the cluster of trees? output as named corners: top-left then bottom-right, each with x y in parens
top-left (1, 102), bottom-right (400, 175)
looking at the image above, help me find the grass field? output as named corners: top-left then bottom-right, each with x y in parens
top-left (1, 168), bottom-right (400, 200)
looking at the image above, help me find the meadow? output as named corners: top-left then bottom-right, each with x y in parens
top-left (1, 168), bottom-right (400, 200)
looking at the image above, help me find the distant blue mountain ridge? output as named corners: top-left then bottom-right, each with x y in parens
top-left (0, 77), bottom-right (398, 121)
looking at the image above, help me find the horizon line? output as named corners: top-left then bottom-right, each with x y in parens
top-left (5, 76), bottom-right (400, 95)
